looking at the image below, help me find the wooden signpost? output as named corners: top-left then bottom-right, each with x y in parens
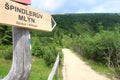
top-left (0, 0), bottom-right (56, 32)
top-left (0, 0), bottom-right (56, 80)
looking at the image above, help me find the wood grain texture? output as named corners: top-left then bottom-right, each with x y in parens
top-left (3, 27), bottom-right (31, 80)
top-left (0, 0), bottom-right (54, 31)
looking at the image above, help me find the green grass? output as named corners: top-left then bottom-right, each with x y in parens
top-left (30, 57), bottom-right (51, 80)
top-left (0, 45), bottom-right (63, 80)
top-left (0, 58), bottom-right (11, 78)
top-left (0, 56), bottom-right (63, 80)
top-left (0, 57), bottom-right (51, 80)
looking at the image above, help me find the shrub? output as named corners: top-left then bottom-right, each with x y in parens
top-left (32, 42), bottom-right (60, 66)
top-left (114, 67), bottom-right (120, 79)
top-left (80, 31), bottom-right (120, 67)
top-left (0, 45), bottom-right (12, 59)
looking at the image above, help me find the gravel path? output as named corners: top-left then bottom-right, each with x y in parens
top-left (62, 48), bottom-right (110, 80)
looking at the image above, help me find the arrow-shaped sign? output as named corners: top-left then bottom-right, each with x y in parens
top-left (0, 0), bottom-right (56, 32)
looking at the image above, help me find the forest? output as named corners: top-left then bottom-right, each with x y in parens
top-left (0, 13), bottom-right (120, 79)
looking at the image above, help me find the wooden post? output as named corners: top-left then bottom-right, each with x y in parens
top-left (2, 1), bottom-right (32, 80)
top-left (3, 27), bottom-right (31, 80)
top-left (0, 0), bottom-right (56, 79)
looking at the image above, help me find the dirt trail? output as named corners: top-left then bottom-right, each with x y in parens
top-left (62, 48), bottom-right (110, 80)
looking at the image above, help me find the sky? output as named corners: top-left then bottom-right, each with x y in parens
top-left (31, 0), bottom-right (120, 14)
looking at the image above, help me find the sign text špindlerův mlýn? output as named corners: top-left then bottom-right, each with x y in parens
top-left (5, 2), bottom-right (43, 26)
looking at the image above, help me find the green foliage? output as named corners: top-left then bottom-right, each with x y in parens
top-left (0, 57), bottom-right (52, 80)
top-left (0, 25), bottom-right (12, 45)
top-left (61, 35), bottom-right (73, 47)
top-left (73, 22), bottom-right (93, 35)
top-left (53, 13), bottom-right (120, 33)
top-left (0, 13), bottom-right (120, 79)
top-left (32, 44), bottom-right (62, 66)
top-left (30, 57), bottom-right (51, 80)
top-left (42, 46), bottom-right (57, 66)
top-left (31, 13), bottom-right (120, 69)
top-left (31, 35), bottom-right (61, 66)
top-left (0, 45), bottom-right (12, 59)
top-left (80, 30), bottom-right (120, 67)
top-left (31, 37), bottom-right (43, 57)
top-left (114, 67), bottom-right (120, 79)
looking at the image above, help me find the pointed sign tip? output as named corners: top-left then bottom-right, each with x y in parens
top-left (51, 17), bottom-right (56, 30)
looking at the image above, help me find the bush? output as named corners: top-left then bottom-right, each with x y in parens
top-left (0, 45), bottom-right (12, 59)
top-left (42, 46), bottom-right (56, 66)
top-left (80, 31), bottom-right (120, 67)
top-left (32, 46), bottom-right (44, 57)
top-left (114, 67), bottom-right (120, 79)
top-left (32, 41), bottom-right (61, 66)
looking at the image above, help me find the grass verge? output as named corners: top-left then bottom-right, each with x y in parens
top-left (0, 56), bottom-right (63, 80)
top-left (30, 56), bottom-right (51, 80)
top-left (0, 57), bottom-right (51, 80)
top-left (0, 58), bottom-right (11, 78)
